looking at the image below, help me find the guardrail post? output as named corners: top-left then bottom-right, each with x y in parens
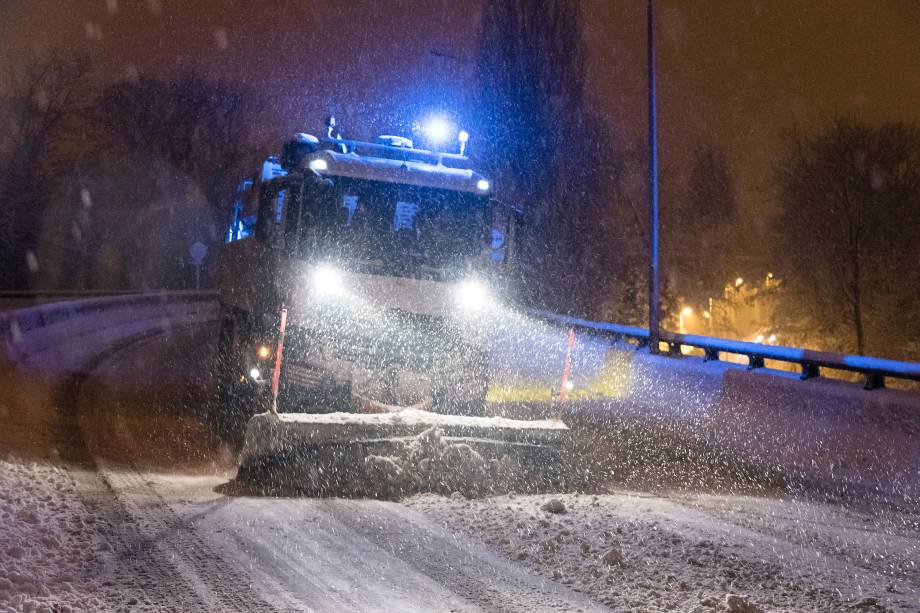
top-left (864, 373), bottom-right (885, 390)
top-left (747, 355), bottom-right (765, 370)
top-left (703, 348), bottom-right (719, 362)
top-left (800, 363), bottom-right (820, 380)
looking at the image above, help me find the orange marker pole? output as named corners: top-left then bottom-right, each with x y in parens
top-left (559, 328), bottom-right (575, 401)
top-left (270, 306), bottom-right (288, 415)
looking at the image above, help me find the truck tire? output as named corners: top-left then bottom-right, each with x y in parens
top-left (211, 307), bottom-right (250, 443)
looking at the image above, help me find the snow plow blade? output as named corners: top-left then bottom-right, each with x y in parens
top-left (232, 410), bottom-right (569, 498)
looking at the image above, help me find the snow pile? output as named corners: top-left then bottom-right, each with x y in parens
top-left (725, 593), bottom-right (764, 613)
top-left (346, 427), bottom-right (520, 498)
top-left (540, 498), bottom-right (566, 514)
top-left (407, 491), bottom-right (918, 612)
top-left (360, 426), bottom-right (525, 499)
top-left (0, 458), bottom-right (114, 612)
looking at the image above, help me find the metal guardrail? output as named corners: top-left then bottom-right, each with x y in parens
top-left (0, 290), bottom-right (147, 298)
top-left (3, 292), bottom-right (916, 390)
top-left (0, 291), bottom-right (217, 343)
top-left (531, 310), bottom-right (920, 390)
top-left (0, 290), bottom-right (218, 373)
top-left (0, 290), bottom-right (156, 312)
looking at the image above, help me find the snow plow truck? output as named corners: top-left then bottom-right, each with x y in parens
top-left (214, 119), bottom-right (568, 495)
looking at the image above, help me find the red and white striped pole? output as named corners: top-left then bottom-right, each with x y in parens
top-left (270, 305), bottom-right (288, 415)
top-left (559, 328), bottom-right (575, 402)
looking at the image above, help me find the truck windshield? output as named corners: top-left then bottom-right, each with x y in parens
top-left (293, 177), bottom-right (490, 279)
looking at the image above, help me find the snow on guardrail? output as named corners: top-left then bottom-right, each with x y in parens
top-left (0, 291), bottom-right (217, 372)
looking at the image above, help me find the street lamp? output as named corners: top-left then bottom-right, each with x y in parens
top-left (647, 0), bottom-right (661, 354)
top-left (679, 306), bottom-right (692, 334)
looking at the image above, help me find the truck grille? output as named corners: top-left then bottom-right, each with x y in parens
top-left (285, 363), bottom-right (324, 388)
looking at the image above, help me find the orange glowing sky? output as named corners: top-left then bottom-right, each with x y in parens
top-left (5, 0), bottom-right (920, 223)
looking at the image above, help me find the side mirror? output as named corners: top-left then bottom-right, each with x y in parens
top-left (489, 198), bottom-right (522, 266)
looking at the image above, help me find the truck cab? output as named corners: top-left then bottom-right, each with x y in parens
top-left (214, 131), bottom-right (516, 435)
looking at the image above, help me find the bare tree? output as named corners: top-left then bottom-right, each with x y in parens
top-left (32, 73), bottom-right (260, 292)
top-left (36, 73), bottom-right (262, 291)
top-left (773, 117), bottom-right (920, 357)
top-left (38, 142), bottom-right (224, 291)
top-left (475, 0), bottom-right (619, 313)
top-left (666, 143), bottom-right (739, 306)
top-left (0, 55), bottom-right (92, 289)
top-left (93, 74), bottom-right (259, 221)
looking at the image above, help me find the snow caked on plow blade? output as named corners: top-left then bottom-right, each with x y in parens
top-left (232, 411), bottom-right (569, 498)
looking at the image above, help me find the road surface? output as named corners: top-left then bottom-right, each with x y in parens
top-left (1, 324), bottom-right (918, 612)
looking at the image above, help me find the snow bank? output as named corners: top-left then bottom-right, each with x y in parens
top-left (564, 348), bottom-right (920, 504)
top-left (0, 458), bottom-right (114, 612)
top-left (407, 491), bottom-right (920, 612)
top-left (491, 314), bottom-right (920, 505)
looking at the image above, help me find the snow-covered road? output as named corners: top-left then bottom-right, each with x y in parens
top-left (3, 325), bottom-right (603, 612)
top-left (1, 325), bottom-right (918, 612)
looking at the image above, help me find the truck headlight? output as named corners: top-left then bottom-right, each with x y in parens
top-left (455, 279), bottom-right (492, 311)
top-left (311, 264), bottom-right (346, 297)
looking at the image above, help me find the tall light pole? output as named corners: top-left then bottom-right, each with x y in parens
top-left (647, 0), bottom-right (661, 353)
